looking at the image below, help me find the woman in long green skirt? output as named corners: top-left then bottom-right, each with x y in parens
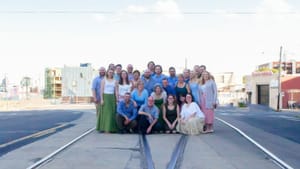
top-left (96, 68), bottom-right (118, 133)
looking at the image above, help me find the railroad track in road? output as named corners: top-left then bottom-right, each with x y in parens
top-left (26, 127), bottom-right (96, 169)
top-left (25, 118), bottom-right (293, 169)
top-left (26, 129), bottom-right (189, 169)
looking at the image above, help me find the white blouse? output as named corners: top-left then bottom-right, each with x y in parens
top-left (104, 78), bottom-right (116, 94)
top-left (180, 102), bottom-right (204, 119)
top-left (119, 83), bottom-right (132, 96)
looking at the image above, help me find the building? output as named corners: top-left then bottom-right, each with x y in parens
top-left (61, 63), bottom-right (95, 103)
top-left (44, 63), bottom-right (98, 103)
top-left (214, 72), bottom-right (246, 106)
top-left (44, 68), bottom-right (62, 99)
top-left (257, 60), bottom-right (300, 75)
top-left (246, 60), bottom-right (300, 110)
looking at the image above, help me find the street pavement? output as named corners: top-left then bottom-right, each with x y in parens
top-left (0, 106), bottom-right (283, 169)
top-left (217, 105), bottom-right (300, 168)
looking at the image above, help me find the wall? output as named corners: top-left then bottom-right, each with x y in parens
top-left (281, 75), bottom-right (300, 108)
top-left (246, 72), bottom-right (279, 110)
top-left (61, 65), bottom-right (94, 101)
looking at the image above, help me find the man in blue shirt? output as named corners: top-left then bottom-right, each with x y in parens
top-left (162, 78), bottom-right (176, 96)
top-left (141, 69), bottom-right (156, 94)
top-left (138, 96), bottom-right (163, 134)
top-left (116, 92), bottom-right (138, 133)
top-left (91, 66), bottom-right (106, 116)
top-left (167, 66), bottom-right (178, 89)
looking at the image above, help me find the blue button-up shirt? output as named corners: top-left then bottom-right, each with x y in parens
top-left (139, 104), bottom-right (159, 123)
top-left (167, 76), bottom-right (178, 89)
top-left (117, 100), bottom-right (138, 121)
top-left (91, 75), bottom-right (104, 101)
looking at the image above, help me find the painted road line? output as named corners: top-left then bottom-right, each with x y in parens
top-left (0, 123), bottom-right (68, 148)
top-left (26, 127), bottom-right (95, 169)
top-left (216, 117), bottom-right (294, 169)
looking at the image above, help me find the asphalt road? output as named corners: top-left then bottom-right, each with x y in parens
top-left (0, 110), bottom-right (83, 156)
top-left (216, 105), bottom-right (300, 169)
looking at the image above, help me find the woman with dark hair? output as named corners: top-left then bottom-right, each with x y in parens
top-left (177, 93), bottom-right (205, 135)
top-left (117, 70), bottom-right (132, 103)
top-left (131, 70), bottom-right (141, 90)
top-left (163, 94), bottom-right (180, 133)
top-left (147, 61), bottom-right (155, 76)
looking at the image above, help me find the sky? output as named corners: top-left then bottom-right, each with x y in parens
top-left (1, 0), bottom-right (300, 86)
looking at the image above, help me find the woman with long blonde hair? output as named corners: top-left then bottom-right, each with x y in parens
top-left (199, 71), bottom-right (218, 133)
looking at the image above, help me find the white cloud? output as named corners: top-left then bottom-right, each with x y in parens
top-left (126, 5), bottom-right (147, 14)
top-left (92, 1), bottom-right (183, 24)
top-left (93, 5), bottom-right (147, 24)
top-left (256, 0), bottom-right (291, 14)
top-left (255, 0), bottom-right (293, 22)
top-left (212, 9), bottom-right (241, 19)
top-left (153, 0), bottom-right (184, 22)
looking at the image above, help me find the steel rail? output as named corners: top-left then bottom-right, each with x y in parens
top-left (26, 127), bottom-right (95, 169)
top-left (216, 117), bottom-right (294, 169)
top-left (139, 134), bottom-right (155, 169)
top-left (166, 135), bottom-right (188, 169)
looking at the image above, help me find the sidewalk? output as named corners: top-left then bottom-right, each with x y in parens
top-left (0, 98), bottom-right (94, 111)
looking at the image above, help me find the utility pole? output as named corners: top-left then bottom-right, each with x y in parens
top-left (277, 46), bottom-right (283, 111)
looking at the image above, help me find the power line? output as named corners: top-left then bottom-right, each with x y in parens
top-left (0, 10), bottom-right (298, 15)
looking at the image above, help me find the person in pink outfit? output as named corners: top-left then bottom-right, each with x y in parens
top-left (199, 71), bottom-right (218, 133)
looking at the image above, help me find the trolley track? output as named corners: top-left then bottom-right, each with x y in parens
top-left (24, 118), bottom-right (291, 169)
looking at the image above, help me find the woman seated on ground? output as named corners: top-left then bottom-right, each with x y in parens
top-left (177, 93), bottom-right (205, 135)
top-left (162, 94), bottom-right (180, 134)
top-left (151, 83), bottom-right (167, 131)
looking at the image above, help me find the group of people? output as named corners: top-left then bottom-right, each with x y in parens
top-left (91, 61), bottom-right (218, 135)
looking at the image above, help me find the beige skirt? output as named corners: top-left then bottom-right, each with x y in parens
top-left (177, 117), bottom-right (205, 135)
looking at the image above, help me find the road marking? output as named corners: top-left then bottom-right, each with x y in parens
top-left (218, 112), bottom-right (245, 116)
top-left (0, 123), bottom-right (68, 148)
top-left (26, 127), bottom-right (95, 169)
top-left (269, 115), bottom-right (300, 122)
top-left (216, 117), bottom-right (294, 169)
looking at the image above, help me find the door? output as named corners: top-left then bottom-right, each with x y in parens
top-left (257, 85), bottom-right (269, 106)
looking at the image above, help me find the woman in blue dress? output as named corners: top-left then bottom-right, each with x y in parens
top-left (189, 71), bottom-right (201, 105)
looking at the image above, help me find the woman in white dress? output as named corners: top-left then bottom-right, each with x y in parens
top-left (117, 70), bottom-right (132, 102)
top-left (177, 93), bottom-right (205, 135)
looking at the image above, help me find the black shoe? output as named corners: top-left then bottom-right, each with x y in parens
top-left (203, 125), bottom-right (207, 132)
